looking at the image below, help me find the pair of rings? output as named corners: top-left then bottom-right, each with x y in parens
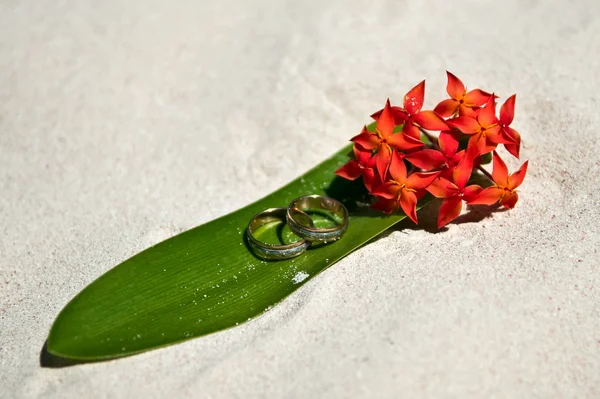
top-left (247, 195), bottom-right (349, 260)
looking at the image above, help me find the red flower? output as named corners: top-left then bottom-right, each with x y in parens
top-left (341, 73), bottom-right (528, 226)
top-left (447, 96), bottom-right (514, 154)
top-left (405, 131), bottom-right (465, 180)
top-left (469, 151), bottom-right (528, 209)
top-left (335, 144), bottom-right (378, 192)
top-left (426, 148), bottom-right (482, 228)
top-left (371, 81), bottom-right (448, 140)
top-left (434, 71), bottom-right (493, 118)
top-left (499, 94), bottom-right (522, 158)
top-left (372, 151), bottom-right (440, 224)
top-left (351, 100), bottom-right (423, 180)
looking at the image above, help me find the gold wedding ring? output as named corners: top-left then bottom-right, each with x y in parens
top-left (246, 195), bottom-right (349, 261)
top-left (286, 195), bottom-right (349, 244)
top-left (246, 208), bottom-right (311, 260)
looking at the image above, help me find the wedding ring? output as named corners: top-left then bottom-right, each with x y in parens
top-left (286, 195), bottom-right (349, 243)
top-left (246, 208), bottom-right (311, 260)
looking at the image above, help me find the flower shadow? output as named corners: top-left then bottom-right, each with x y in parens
top-left (325, 171), bottom-right (505, 244)
top-left (453, 203), bottom-right (506, 224)
top-left (324, 176), bottom-right (380, 217)
top-left (383, 202), bottom-right (506, 238)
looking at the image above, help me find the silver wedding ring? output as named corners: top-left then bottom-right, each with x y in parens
top-left (246, 208), bottom-right (310, 261)
top-left (246, 195), bottom-right (349, 261)
top-left (287, 195), bottom-right (349, 244)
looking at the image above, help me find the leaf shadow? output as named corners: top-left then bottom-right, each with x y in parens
top-left (40, 340), bottom-right (92, 368)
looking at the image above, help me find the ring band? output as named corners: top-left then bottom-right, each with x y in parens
top-left (246, 208), bottom-right (311, 260)
top-left (286, 195), bottom-right (349, 243)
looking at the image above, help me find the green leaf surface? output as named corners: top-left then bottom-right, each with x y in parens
top-left (47, 139), bottom-right (431, 361)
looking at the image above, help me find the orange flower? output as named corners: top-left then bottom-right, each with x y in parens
top-left (405, 131), bottom-right (465, 180)
top-left (351, 99), bottom-right (423, 180)
top-left (469, 151), bottom-right (528, 209)
top-left (447, 96), bottom-right (514, 154)
top-left (335, 144), bottom-right (378, 192)
top-left (434, 71), bottom-right (493, 118)
top-left (371, 81), bottom-right (448, 140)
top-left (499, 94), bottom-right (522, 158)
top-left (426, 148), bottom-right (482, 228)
top-left (371, 151), bottom-right (440, 224)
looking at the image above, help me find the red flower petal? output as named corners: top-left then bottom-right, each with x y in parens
top-left (485, 125), bottom-right (508, 145)
top-left (459, 105), bottom-right (480, 118)
top-left (463, 89), bottom-right (492, 107)
top-left (465, 134), bottom-right (482, 155)
top-left (468, 186), bottom-right (504, 205)
top-left (491, 151), bottom-right (509, 187)
top-left (405, 149), bottom-right (446, 170)
top-left (477, 96), bottom-right (499, 127)
top-left (404, 80), bottom-right (425, 115)
top-left (439, 167), bottom-right (455, 181)
top-left (406, 171), bottom-right (441, 190)
top-left (371, 106), bottom-right (408, 125)
top-left (374, 144), bottom-right (392, 181)
top-left (371, 198), bottom-right (398, 214)
top-left (372, 181), bottom-right (401, 200)
top-left (415, 188), bottom-right (428, 200)
top-left (386, 132), bottom-right (424, 151)
top-left (438, 131), bottom-right (459, 157)
top-left (399, 190), bottom-right (419, 224)
top-left (362, 167), bottom-right (377, 193)
top-left (508, 160), bottom-right (528, 190)
top-left (354, 144), bottom-right (374, 166)
top-left (335, 160), bottom-right (363, 180)
top-left (426, 177), bottom-right (457, 198)
top-left (402, 123), bottom-right (422, 140)
top-left (452, 148), bottom-right (476, 189)
top-left (479, 141), bottom-right (498, 156)
top-left (376, 99), bottom-right (395, 137)
top-left (500, 190), bottom-right (519, 209)
top-left (390, 107), bottom-right (409, 125)
top-left (370, 109), bottom-right (381, 120)
top-left (413, 110), bottom-right (448, 131)
top-left (463, 184), bottom-right (483, 202)
top-left (500, 94), bottom-right (516, 125)
top-left (448, 116), bottom-right (480, 134)
top-left (445, 71), bottom-right (465, 99)
top-left (451, 149), bottom-right (466, 165)
top-left (503, 127), bottom-right (521, 158)
top-left (388, 150), bottom-right (407, 183)
top-left (502, 126), bottom-right (520, 143)
top-left (437, 197), bottom-right (463, 228)
top-left (350, 128), bottom-right (379, 150)
top-left (434, 99), bottom-right (459, 118)
top-left (504, 143), bottom-right (520, 159)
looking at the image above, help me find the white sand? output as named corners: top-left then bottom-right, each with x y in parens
top-left (1, 1), bottom-right (599, 397)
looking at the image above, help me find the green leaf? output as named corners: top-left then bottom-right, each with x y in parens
top-left (479, 152), bottom-right (492, 165)
top-left (46, 140), bottom-right (431, 362)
